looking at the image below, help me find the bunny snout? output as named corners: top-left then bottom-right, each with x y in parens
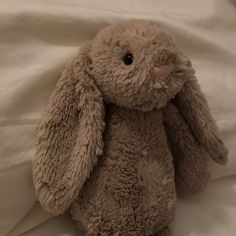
top-left (150, 63), bottom-right (175, 81)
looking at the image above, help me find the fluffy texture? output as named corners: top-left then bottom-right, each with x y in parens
top-left (32, 20), bottom-right (228, 235)
top-left (162, 103), bottom-right (209, 196)
top-left (32, 44), bottom-right (105, 215)
top-left (71, 105), bottom-right (175, 235)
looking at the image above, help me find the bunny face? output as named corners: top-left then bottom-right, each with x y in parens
top-left (89, 20), bottom-right (191, 111)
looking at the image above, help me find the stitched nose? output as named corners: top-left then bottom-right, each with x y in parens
top-left (151, 63), bottom-right (175, 81)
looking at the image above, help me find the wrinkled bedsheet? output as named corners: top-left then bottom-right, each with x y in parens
top-left (0, 0), bottom-right (236, 235)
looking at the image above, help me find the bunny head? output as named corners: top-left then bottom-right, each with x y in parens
top-left (32, 20), bottom-right (196, 216)
top-left (88, 20), bottom-right (193, 111)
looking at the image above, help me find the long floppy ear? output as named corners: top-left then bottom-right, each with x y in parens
top-left (32, 43), bottom-right (105, 215)
top-left (173, 54), bottom-right (228, 165)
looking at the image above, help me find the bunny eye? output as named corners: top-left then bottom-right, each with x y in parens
top-left (123, 53), bottom-right (134, 65)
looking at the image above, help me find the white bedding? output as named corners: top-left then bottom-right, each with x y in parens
top-left (0, 0), bottom-right (236, 235)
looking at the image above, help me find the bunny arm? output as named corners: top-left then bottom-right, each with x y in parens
top-left (173, 76), bottom-right (228, 165)
top-left (32, 46), bottom-right (105, 215)
top-left (162, 102), bottom-right (209, 196)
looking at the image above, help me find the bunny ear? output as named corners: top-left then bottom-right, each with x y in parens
top-left (173, 54), bottom-right (228, 165)
top-left (32, 43), bottom-right (105, 215)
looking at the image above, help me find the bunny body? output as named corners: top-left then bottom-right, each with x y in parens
top-left (33, 20), bottom-right (228, 236)
top-left (71, 105), bottom-right (175, 235)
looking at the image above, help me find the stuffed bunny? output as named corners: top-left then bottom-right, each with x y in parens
top-left (32, 20), bottom-right (228, 236)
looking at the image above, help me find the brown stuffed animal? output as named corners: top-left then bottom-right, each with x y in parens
top-left (32, 20), bottom-right (228, 236)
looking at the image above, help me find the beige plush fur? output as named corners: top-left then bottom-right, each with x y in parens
top-left (32, 20), bottom-right (228, 236)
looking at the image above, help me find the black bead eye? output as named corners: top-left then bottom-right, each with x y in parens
top-left (123, 53), bottom-right (134, 65)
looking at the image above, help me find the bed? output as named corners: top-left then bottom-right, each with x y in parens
top-left (0, 0), bottom-right (236, 235)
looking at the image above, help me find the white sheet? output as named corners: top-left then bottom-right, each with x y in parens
top-left (0, 0), bottom-right (236, 235)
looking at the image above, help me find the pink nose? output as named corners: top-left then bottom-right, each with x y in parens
top-left (152, 63), bottom-right (175, 81)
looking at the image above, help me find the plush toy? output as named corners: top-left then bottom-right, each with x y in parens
top-left (32, 20), bottom-right (228, 236)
